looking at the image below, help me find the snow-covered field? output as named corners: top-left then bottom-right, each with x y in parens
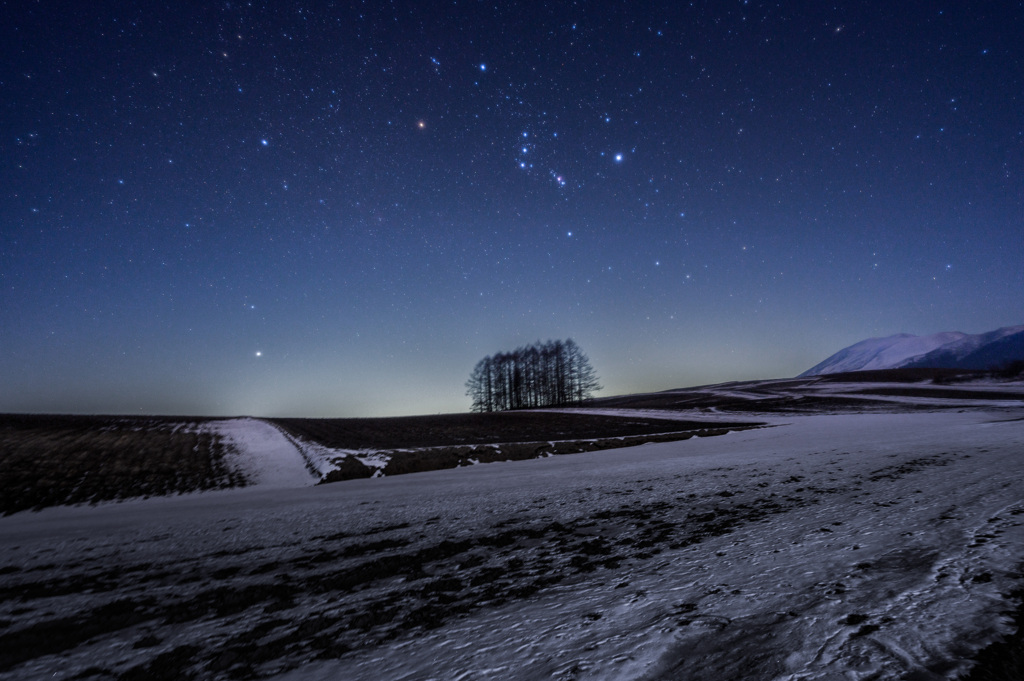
top-left (2, 407), bottom-right (1024, 680)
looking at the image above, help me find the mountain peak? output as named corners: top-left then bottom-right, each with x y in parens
top-left (801, 326), bottom-right (1023, 376)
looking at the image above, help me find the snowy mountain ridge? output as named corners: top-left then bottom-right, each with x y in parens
top-left (801, 324), bottom-right (1024, 376)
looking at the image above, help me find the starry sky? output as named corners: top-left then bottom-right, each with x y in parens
top-left (2, 1), bottom-right (1022, 417)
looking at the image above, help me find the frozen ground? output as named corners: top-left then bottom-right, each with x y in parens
top-left (582, 374), bottom-right (1024, 415)
top-left (2, 407), bottom-right (1024, 680)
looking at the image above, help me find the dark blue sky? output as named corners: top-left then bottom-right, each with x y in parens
top-left (2, 1), bottom-right (1022, 416)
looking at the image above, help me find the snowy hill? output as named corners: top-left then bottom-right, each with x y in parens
top-left (903, 325), bottom-right (1024, 370)
top-left (801, 325), bottom-right (1024, 376)
top-left (799, 331), bottom-right (966, 376)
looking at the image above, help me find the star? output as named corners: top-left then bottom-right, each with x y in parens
top-left (4, 0), bottom-right (1016, 421)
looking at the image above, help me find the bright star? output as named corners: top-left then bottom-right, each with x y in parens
top-left (261, 139), bottom-right (269, 146)
top-left (614, 153), bottom-right (624, 162)
top-left (479, 63), bottom-right (487, 71)
top-left (255, 351), bottom-right (262, 357)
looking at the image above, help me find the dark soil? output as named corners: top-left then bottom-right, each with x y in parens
top-left (583, 391), bottom-right (904, 413)
top-left (853, 387), bottom-right (1024, 401)
top-left (271, 411), bottom-right (759, 449)
top-left (577, 368), bottom-right (1021, 413)
top-left (0, 414), bottom-right (246, 515)
top-left (812, 368), bottom-right (991, 383)
top-left (321, 427), bottom-right (755, 482)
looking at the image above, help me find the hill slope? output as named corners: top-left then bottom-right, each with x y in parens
top-left (802, 325), bottom-right (1024, 376)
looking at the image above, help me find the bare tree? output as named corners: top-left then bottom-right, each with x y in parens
top-left (565, 338), bottom-right (602, 403)
top-left (466, 339), bottom-right (601, 411)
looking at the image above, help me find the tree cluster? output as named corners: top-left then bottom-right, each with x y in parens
top-left (466, 339), bottom-right (602, 412)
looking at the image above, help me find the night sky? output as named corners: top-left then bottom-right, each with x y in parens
top-left (2, 2), bottom-right (1022, 417)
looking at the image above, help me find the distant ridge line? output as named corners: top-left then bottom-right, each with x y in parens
top-left (801, 324), bottom-right (1024, 376)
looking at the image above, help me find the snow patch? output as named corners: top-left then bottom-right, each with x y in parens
top-left (205, 418), bottom-right (318, 488)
